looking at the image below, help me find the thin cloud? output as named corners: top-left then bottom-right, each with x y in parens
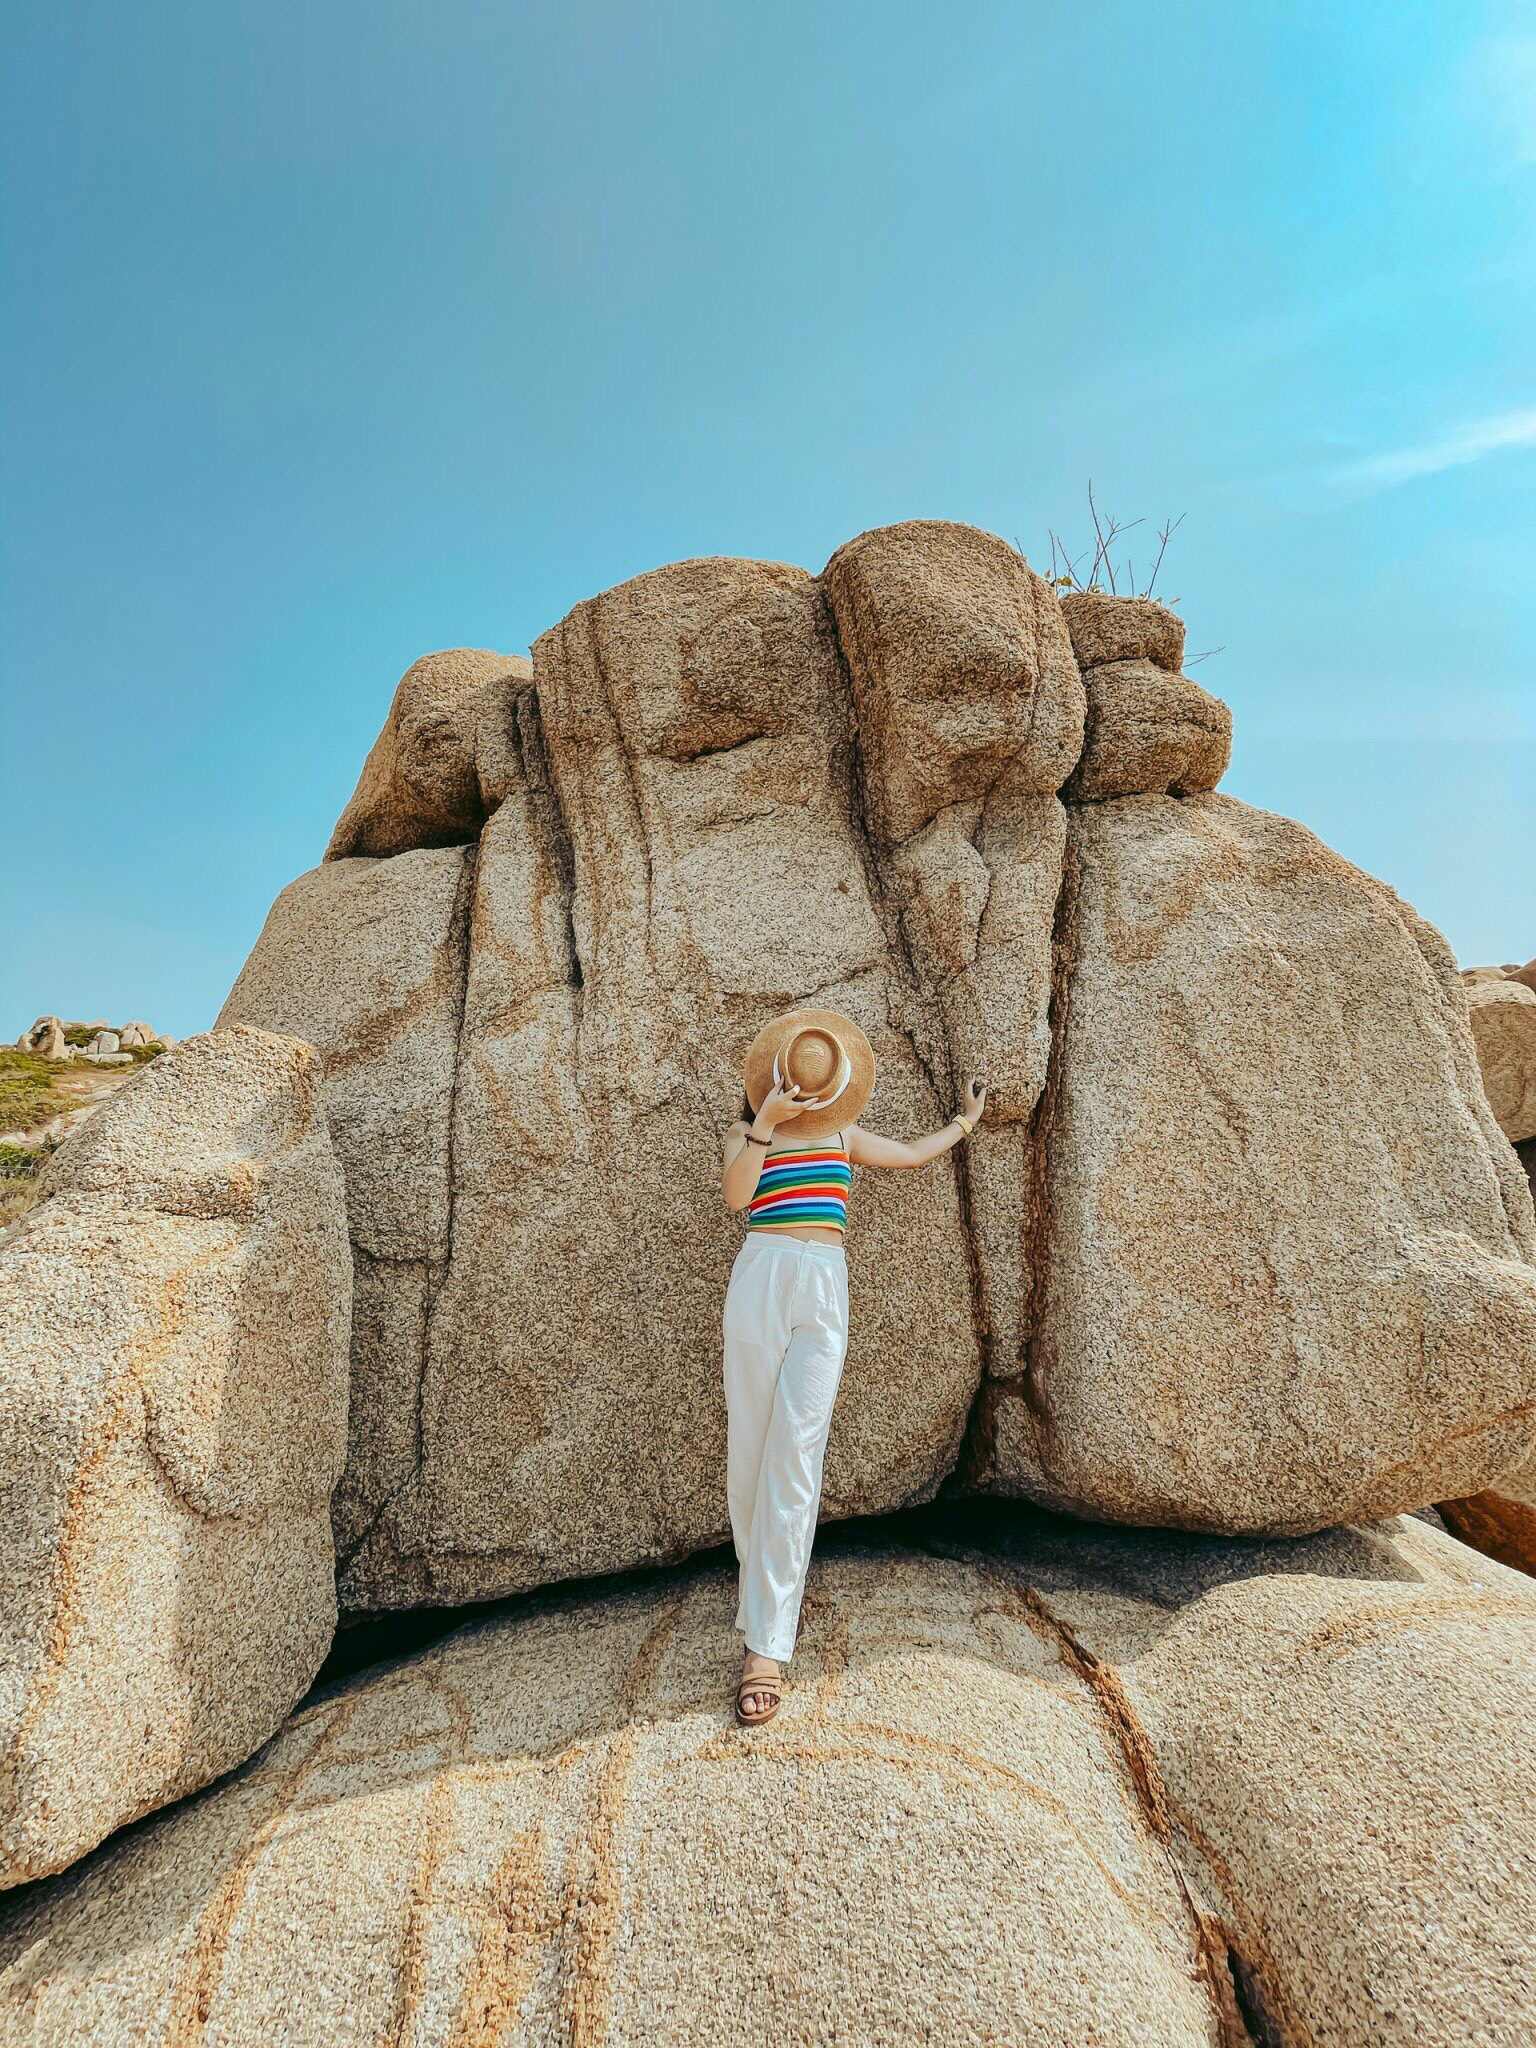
top-left (1335, 407), bottom-right (1536, 495)
top-left (1474, 30), bottom-right (1536, 165)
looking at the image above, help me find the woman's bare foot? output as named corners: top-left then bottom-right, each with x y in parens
top-left (738, 1650), bottom-right (782, 1721)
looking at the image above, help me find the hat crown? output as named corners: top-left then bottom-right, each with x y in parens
top-left (743, 1006), bottom-right (875, 1141)
top-left (783, 1027), bottom-right (839, 1093)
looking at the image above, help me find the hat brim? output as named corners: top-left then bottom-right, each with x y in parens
top-left (742, 1008), bottom-right (876, 1142)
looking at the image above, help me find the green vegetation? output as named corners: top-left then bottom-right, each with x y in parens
top-left (56, 1027), bottom-right (165, 1056)
top-left (0, 1137), bottom-right (56, 1230)
top-left (0, 1039), bottom-right (165, 1229)
top-left (2, 1042), bottom-right (164, 1125)
top-left (0, 1047), bottom-right (77, 1131)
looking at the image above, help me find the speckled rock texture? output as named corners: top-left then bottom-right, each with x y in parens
top-left (326, 647), bottom-right (534, 859)
top-left (1066, 658), bottom-right (1232, 799)
top-left (212, 520), bottom-right (1536, 1605)
top-left (0, 1027), bottom-right (352, 1889)
top-left (1059, 592), bottom-right (1229, 801)
top-left (1059, 590), bottom-right (1185, 673)
top-left (2, 1508), bottom-right (1532, 2048)
top-left (972, 793), bottom-right (1536, 1531)
top-left (821, 520), bottom-right (1083, 1385)
top-left (215, 850), bottom-right (472, 1570)
top-left (339, 545), bottom-right (1001, 1609)
top-left (1443, 1454), bottom-right (1536, 1578)
top-left (1465, 975), bottom-right (1536, 1143)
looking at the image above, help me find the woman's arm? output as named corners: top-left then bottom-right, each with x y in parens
top-left (846, 1078), bottom-right (987, 1169)
top-left (722, 1077), bottom-right (827, 1210)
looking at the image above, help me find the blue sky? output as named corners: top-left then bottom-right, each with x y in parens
top-left (3, 1), bottom-right (1533, 1036)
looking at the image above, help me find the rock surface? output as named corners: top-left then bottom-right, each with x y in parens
top-left (821, 520), bottom-right (1082, 1381)
top-left (0, 1027), bottom-right (352, 1888)
top-left (1065, 657), bottom-right (1231, 799)
top-left (1058, 591), bottom-right (1186, 673)
top-left (972, 793), bottom-right (1536, 1531)
top-left (15, 1019), bottom-right (68, 1060)
top-left (2, 1508), bottom-right (1532, 2048)
top-left (1443, 1455), bottom-right (1536, 1578)
top-left (326, 648), bottom-right (534, 859)
top-left (217, 851), bottom-right (470, 1267)
top-left (212, 521), bottom-right (1536, 1601)
top-left (1465, 975), bottom-right (1536, 1143)
top-left (348, 546), bottom-right (992, 1607)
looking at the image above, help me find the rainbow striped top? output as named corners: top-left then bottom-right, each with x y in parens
top-left (746, 1136), bottom-right (852, 1236)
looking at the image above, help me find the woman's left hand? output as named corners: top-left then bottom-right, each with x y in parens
top-left (961, 1076), bottom-right (987, 1124)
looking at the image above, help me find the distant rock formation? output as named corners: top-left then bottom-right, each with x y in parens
top-left (1461, 964), bottom-right (1536, 1143)
top-left (1444, 956), bottom-right (1536, 1575)
top-left (12, 1016), bottom-right (175, 1062)
top-left (15, 1018), bottom-right (70, 1060)
top-left (0, 1027), bottom-right (352, 1886)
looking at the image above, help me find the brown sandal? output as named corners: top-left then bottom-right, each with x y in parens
top-left (734, 1668), bottom-right (784, 1726)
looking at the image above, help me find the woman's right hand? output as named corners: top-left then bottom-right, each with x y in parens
top-left (755, 1077), bottom-right (822, 1130)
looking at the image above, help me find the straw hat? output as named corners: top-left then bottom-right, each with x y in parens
top-left (743, 1008), bottom-right (876, 1142)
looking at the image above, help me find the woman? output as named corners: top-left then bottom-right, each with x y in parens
top-left (720, 1008), bottom-right (986, 1726)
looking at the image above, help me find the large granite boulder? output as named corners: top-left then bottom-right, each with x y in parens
top-left (969, 794), bottom-right (1536, 1531)
top-left (335, 539), bottom-right (1025, 1608)
top-left (1, 1509), bottom-right (1532, 2048)
top-left (213, 523), bottom-right (1536, 1605)
top-left (0, 1027), bottom-right (352, 1888)
top-left (213, 848), bottom-right (473, 1581)
top-left (820, 521), bottom-right (1082, 1389)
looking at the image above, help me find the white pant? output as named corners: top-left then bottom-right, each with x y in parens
top-left (722, 1233), bottom-right (850, 1663)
